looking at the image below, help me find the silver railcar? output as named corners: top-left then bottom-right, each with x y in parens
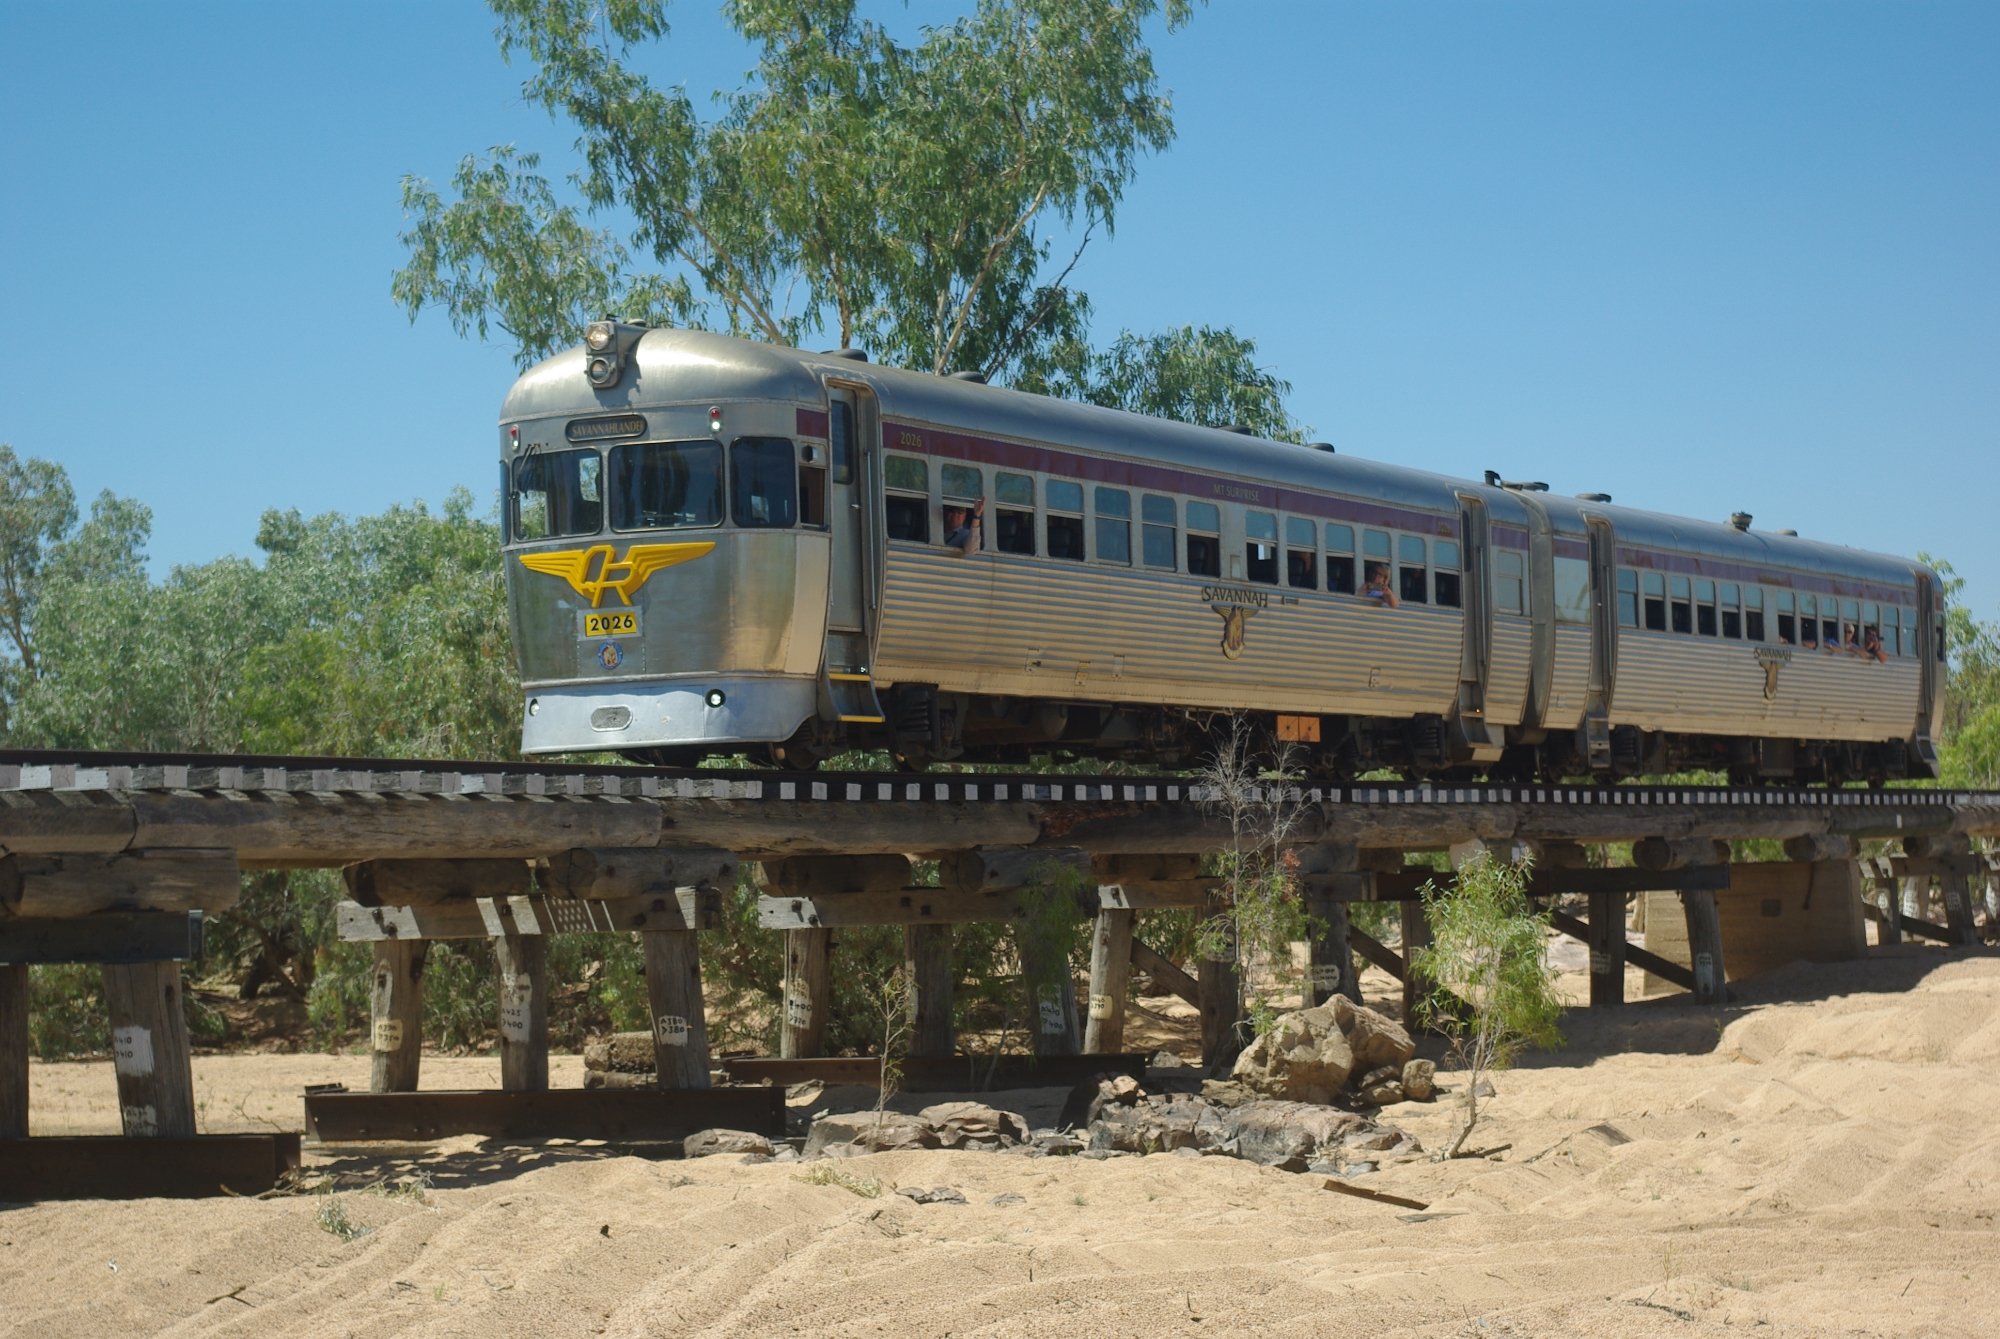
top-left (499, 325), bottom-right (1943, 783)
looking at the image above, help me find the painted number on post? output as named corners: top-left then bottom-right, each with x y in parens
top-left (655, 1014), bottom-right (690, 1047)
top-left (111, 1025), bottom-right (155, 1077)
top-left (1038, 986), bottom-right (1066, 1035)
top-left (372, 1019), bottom-right (405, 1052)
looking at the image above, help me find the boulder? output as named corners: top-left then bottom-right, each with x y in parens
top-left (896, 1185), bottom-right (968, 1205)
top-left (684, 1128), bottom-right (776, 1159)
top-left (583, 1032), bottom-right (658, 1073)
top-left (1088, 1094), bottom-right (1228, 1154)
top-left (582, 1069), bottom-right (655, 1091)
top-left (803, 1110), bottom-right (938, 1157)
top-left (1057, 1073), bottom-right (1143, 1130)
top-left (1328, 997), bottom-right (1416, 1072)
top-left (920, 1101), bottom-right (1029, 1150)
top-left (1354, 1065), bottom-right (1405, 1107)
top-left (1221, 1101), bottom-right (1374, 1165)
top-left (1229, 1004), bottom-right (1355, 1103)
top-left (1402, 1059), bottom-right (1437, 1102)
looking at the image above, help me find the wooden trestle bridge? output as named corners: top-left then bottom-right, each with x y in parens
top-left (2, 752), bottom-right (1996, 1199)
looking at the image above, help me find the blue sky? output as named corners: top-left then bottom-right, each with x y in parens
top-left (3, 2), bottom-right (1995, 619)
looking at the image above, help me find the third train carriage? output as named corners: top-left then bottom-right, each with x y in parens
top-left (498, 323), bottom-right (1943, 784)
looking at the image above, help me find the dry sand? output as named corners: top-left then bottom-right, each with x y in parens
top-left (5, 944), bottom-right (1999, 1337)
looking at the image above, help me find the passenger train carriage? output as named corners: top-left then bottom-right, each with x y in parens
top-left (499, 323), bottom-right (1943, 784)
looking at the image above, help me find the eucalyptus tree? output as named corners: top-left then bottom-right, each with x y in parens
top-left (394, 0), bottom-right (1200, 382)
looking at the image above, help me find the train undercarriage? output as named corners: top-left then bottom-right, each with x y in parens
top-left (625, 685), bottom-right (1917, 788)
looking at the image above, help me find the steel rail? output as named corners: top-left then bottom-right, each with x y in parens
top-left (0, 748), bottom-right (1990, 808)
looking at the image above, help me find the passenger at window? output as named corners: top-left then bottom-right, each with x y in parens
top-left (1363, 563), bottom-right (1400, 608)
top-left (1841, 624), bottom-right (1861, 656)
top-left (1862, 626), bottom-right (1886, 663)
top-left (942, 498), bottom-right (985, 554)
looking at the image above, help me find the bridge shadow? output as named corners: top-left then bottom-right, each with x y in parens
top-left (300, 1138), bottom-right (683, 1192)
top-left (1507, 942), bottom-right (1995, 1065)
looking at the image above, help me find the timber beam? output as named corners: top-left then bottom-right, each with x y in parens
top-left (0, 1134), bottom-right (301, 1200)
top-left (336, 891), bottom-right (721, 942)
top-left (0, 911), bottom-right (206, 965)
top-left (303, 1086), bottom-right (784, 1143)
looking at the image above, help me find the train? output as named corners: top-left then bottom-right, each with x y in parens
top-left (497, 322), bottom-right (1943, 785)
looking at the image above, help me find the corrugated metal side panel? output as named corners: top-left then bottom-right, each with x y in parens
top-left (1611, 633), bottom-right (1917, 742)
top-left (874, 549), bottom-right (1460, 716)
top-left (1486, 617), bottom-right (1531, 727)
top-left (1544, 623), bottom-right (1592, 728)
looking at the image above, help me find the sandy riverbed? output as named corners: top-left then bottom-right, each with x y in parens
top-left (4, 943), bottom-right (1997, 1337)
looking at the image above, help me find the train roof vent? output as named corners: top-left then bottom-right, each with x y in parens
top-left (1775, 528), bottom-right (1799, 537)
top-left (822, 347), bottom-right (869, 362)
top-left (1577, 492), bottom-right (1612, 503)
top-left (1307, 441), bottom-right (1337, 454)
top-left (1219, 424), bottom-right (1256, 436)
top-left (948, 370), bottom-right (988, 383)
top-left (1728, 512), bottom-right (1753, 531)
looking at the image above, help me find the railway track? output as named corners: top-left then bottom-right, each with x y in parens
top-left (0, 748), bottom-right (1989, 809)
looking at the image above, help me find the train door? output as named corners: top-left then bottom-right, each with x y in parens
top-left (1452, 496), bottom-right (1502, 763)
top-left (1583, 515), bottom-right (1617, 771)
top-left (1514, 491), bottom-right (1555, 733)
top-left (818, 384), bottom-right (885, 734)
top-left (1912, 571), bottom-right (1941, 774)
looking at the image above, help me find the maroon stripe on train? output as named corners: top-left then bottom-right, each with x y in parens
top-left (883, 421), bottom-right (1458, 539)
top-left (1493, 524), bottom-right (1529, 551)
top-left (796, 407), bottom-right (829, 439)
top-left (1553, 538), bottom-right (1590, 560)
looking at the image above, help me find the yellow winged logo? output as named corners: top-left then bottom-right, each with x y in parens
top-left (517, 542), bottom-right (716, 606)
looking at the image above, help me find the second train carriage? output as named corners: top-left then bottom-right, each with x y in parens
top-left (499, 324), bottom-right (1944, 783)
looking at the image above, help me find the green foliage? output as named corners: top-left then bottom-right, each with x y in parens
top-left (1196, 716), bottom-right (1315, 1035)
top-left (1923, 554), bottom-right (2000, 788)
top-left (1016, 324), bottom-right (1307, 441)
top-left (25, 964), bottom-right (109, 1060)
top-left (1412, 853), bottom-right (1564, 1159)
top-left (400, 0), bottom-right (1195, 381)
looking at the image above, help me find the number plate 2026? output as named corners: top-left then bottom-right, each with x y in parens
top-left (580, 609), bottom-right (640, 639)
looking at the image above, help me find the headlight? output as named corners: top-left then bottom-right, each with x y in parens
top-left (705, 689), bottom-right (727, 709)
top-left (584, 321), bottom-right (614, 351)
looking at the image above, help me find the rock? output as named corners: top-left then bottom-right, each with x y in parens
top-left (1228, 1004), bottom-right (1355, 1103)
top-left (895, 1185), bottom-right (968, 1205)
top-left (582, 1068), bottom-right (656, 1091)
top-left (1269, 1155), bottom-right (1312, 1173)
top-left (1198, 1079), bottom-right (1257, 1108)
top-left (1088, 1094), bottom-right (1228, 1154)
top-left (1328, 996), bottom-right (1416, 1072)
top-left (583, 1032), bottom-right (658, 1073)
top-left (1057, 1073), bottom-right (1143, 1130)
top-left (803, 1110), bottom-right (938, 1157)
top-left (1031, 1131), bottom-right (1087, 1156)
top-left (1354, 1065), bottom-right (1405, 1107)
top-left (1402, 1059), bottom-right (1436, 1102)
top-left (989, 1192), bottom-right (1026, 1206)
top-left (1149, 1051), bottom-right (1187, 1069)
top-left (684, 1128), bottom-right (776, 1159)
top-left (1342, 1128), bottom-right (1403, 1153)
top-left (1221, 1101), bottom-right (1375, 1165)
top-left (920, 1101), bottom-right (1029, 1149)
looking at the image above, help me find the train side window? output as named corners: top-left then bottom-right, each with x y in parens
top-left (1142, 494), bottom-right (1177, 569)
top-left (1495, 548), bottom-right (1525, 615)
top-left (1325, 523), bottom-right (1356, 593)
top-left (1891, 606), bottom-right (1908, 657)
top-left (1937, 613), bottom-right (1947, 662)
top-left (829, 401), bottom-right (855, 484)
top-left (1246, 511), bottom-right (1279, 584)
top-left (942, 464), bottom-right (983, 504)
top-left (1776, 590), bottom-right (1796, 644)
top-left (1555, 556), bottom-right (1591, 624)
top-left (799, 457), bottom-right (827, 529)
top-left (1798, 594), bottom-right (1819, 646)
top-left (1744, 586), bottom-right (1765, 641)
top-left (995, 472), bottom-right (1036, 556)
top-left (1186, 501), bottom-right (1221, 577)
top-left (1643, 572), bottom-right (1666, 630)
top-left (1670, 575), bottom-right (1692, 634)
top-left (1363, 529), bottom-right (1391, 595)
top-left (1285, 517), bottom-right (1317, 590)
top-left (1695, 579), bottom-right (1717, 636)
top-left (1616, 570), bottom-right (1639, 628)
top-left (515, 447), bottom-right (606, 540)
top-left (1434, 539), bottom-right (1462, 608)
top-left (1046, 479), bottom-right (1085, 561)
top-left (731, 437), bottom-right (799, 528)
top-left (1822, 600), bottom-right (1841, 648)
top-left (607, 440), bottom-right (719, 532)
top-left (1719, 583), bottom-right (1741, 638)
top-left (1904, 607), bottom-right (1917, 658)
top-left (1398, 535), bottom-right (1429, 605)
top-left (1095, 487), bottom-right (1133, 566)
top-left (884, 454), bottom-right (928, 543)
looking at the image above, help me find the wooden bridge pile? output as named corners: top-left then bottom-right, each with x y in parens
top-left (2, 761), bottom-right (1996, 1198)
